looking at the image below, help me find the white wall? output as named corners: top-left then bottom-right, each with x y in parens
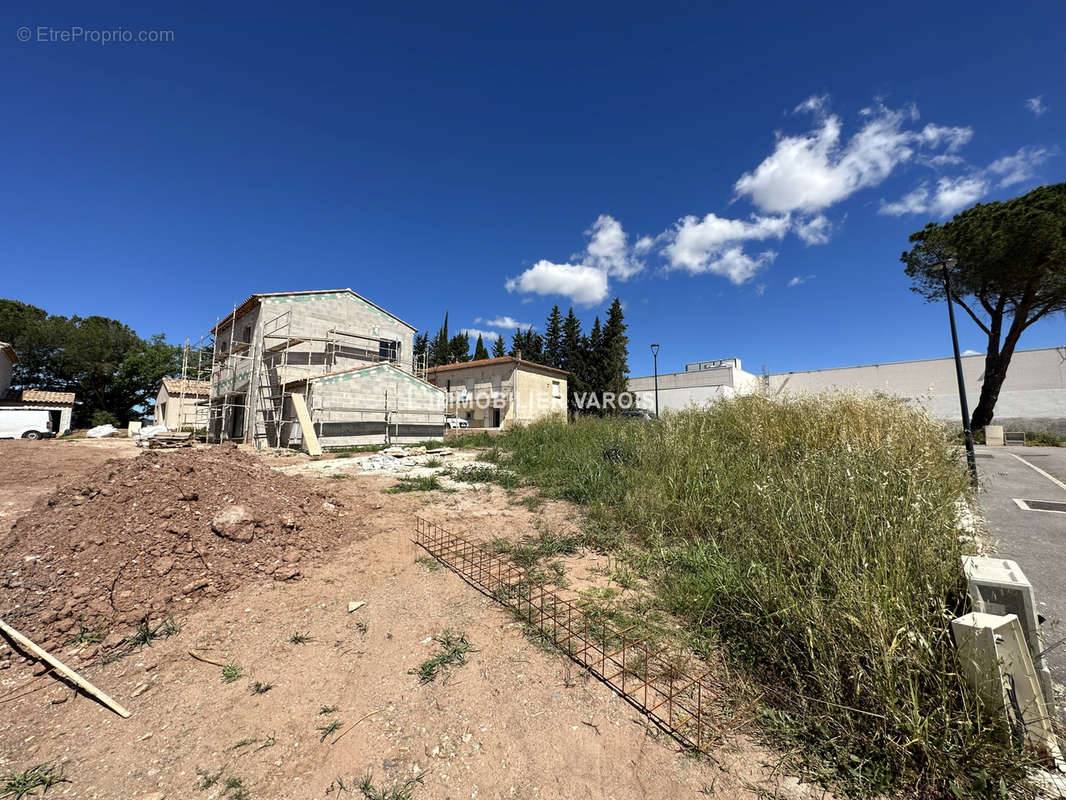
top-left (627, 346), bottom-right (1066, 426)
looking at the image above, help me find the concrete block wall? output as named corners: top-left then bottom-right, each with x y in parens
top-left (302, 364), bottom-right (444, 446)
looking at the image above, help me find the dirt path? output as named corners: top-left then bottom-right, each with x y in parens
top-left (0, 447), bottom-right (823, 800)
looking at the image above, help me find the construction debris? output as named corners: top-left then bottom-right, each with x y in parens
top-left (347, 601), bottom-right (366, 613)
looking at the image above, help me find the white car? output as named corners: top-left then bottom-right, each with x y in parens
top-left (0, 409), bottom-right (54, 439)
top-left (444, 416), bottom-right (469, 429)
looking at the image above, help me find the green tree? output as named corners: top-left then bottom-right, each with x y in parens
top-left (599, 298), bottom-right (630, 409)
top-left (902, 182), bottom-right (1066, 429)
top-left (584, 316), bottom-right (603, 414)
top-left (473, 333), bottom-right (489, 361)
top-left (560, 308), bottom-right (586, 416)
top-left (491, 334), bottom-right (506, 358)
top-left (448, 331), bottom-right (471, 363)
top-left (428, 312), bottom-right (450, 367)
top-left (509, 327), bottom-right (543, 363)
top-left (413, 331), bottom-right (429, 364)
top-left (543, 305), bottom-right (564, 369)
top-left (0, 300), bottom-right (180, 425)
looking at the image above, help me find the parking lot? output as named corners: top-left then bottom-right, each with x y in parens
top-left (975, 445), bottom-right (1066, 716)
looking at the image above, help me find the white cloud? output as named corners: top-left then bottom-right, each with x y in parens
top-left (505, 260), bottom-right (609, 306)
top-left (584, 214), bottom-right (645, 280)
top-left (734, 103), bottom-right (974, 214)
top-left (459, 328), bottom-right (502, 342)
top-left (662, 213), bottom-right (788, 282)
top-left (507, 214), bottom-right (648, 305)
top-left (483, 315), bottom-right (534, 330)
top-left (880, 175), bottom-right (989, 218)
top-left (1026, 96), bottom-right (1048, 117)
top-left (788, 274), bottom-right (816, 287)
top-left (987, 145), bottom-right (1055, 187)
top-left (962, 349), bottom-right (980, 355)
top-left (794, 214), bottom-right (831, 245)
top-left (891, 177), bottom-right (975, 217)
top-left (795, 94), bottom-right (829, 114)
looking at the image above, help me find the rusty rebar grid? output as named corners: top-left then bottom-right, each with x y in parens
top-left (412, 516), bottom-right (732, 753)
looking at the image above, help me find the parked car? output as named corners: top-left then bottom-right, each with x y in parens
top-left (0, 409), bottom-right (54, 439)
top-left (444, 416), bottom-right (469, 429)
top-left (620, 409), bottom-right (657, 421)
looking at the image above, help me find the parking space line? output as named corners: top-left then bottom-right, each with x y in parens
top-left (1008, 452), bottom-right (1066, 493)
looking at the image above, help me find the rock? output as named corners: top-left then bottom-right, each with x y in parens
top-left (152, 557), bottom-right (175, 576)
top-left (181, 578), bottom-right (210, 594)
top-left (131, 683), bottom-right (151, 697)
top-left (281, 550), bottom-right (301, 563)
top-left (347, 601), bottom-right (366, 613)
top-left (273, 566), bottom-right (300, 582)
top-left (211, 506), bottom-right (256, 543)
top-left (103, 632), bottom-right (125, 649)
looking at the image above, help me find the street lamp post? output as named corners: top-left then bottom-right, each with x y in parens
top-left (942, 261), bottom-right (978, 485)
top-left (650, 344), bottom-right (660, 419)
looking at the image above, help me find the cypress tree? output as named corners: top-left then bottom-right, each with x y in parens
top-left (585, 316), bottom-right (603, 414)
top-left (473, 333), bottom-right (489, 361)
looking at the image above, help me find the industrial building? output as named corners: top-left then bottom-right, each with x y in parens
top-left (184, 289), bottom-right (444, 448)
top-left (427, 356), bottom-right (568, 429)
top-left (630, 347), bottom-right (1066, 432)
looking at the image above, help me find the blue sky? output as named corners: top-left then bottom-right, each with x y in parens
top-left (3, 2), bottom-right (1064, 378)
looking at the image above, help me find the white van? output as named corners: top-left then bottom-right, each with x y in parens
top-left (0, 409), bottom-right (54, 440)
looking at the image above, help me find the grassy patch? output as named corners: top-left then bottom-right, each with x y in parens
top-left (127, 615), bottom-right (181, 649)
top-left (356, 771), bottom-right (425, 799)
top-left (250, 681), bottom-right (273, 695)
top-left (479, 395), bottom-right (1027, 797)
top-left (451, 464), bottom-right (521, 488)
top-left (221, 663), bottom-right (243, 683)
top-left (422, 458), bottom-right (443, 468)
top-left (384, 475), bottom-right (453, 493)
top-left (415, 555), bottom-right (442, 572)
top-left (1, 764), bottom-right (69, 798)
top-left (410, 630), bottom-right (477, 684)
top-left (316, 719), bottom-right (344, 742)
top-left (289, 631), bottom-right (312, 644)
top-left (319, 704), bottom-right (339, 715)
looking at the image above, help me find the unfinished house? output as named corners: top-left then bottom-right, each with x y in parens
top-left (154, 378), bottom-right (210, 430)
top-left (193, 289), bottom-right (443, 448)
top-left (427, 356), bottom-right (568, 429)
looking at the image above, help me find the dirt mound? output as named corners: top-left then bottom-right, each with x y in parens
top-left (0, 446), bottom-right (357, 652)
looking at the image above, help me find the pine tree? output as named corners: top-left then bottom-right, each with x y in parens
top-left (491, 335), bottom-right (506, 358)
top-left (448, 331), bottom-right (471, 363)
top-left (543, 305), bottom-right (564, 369)
top-left (413, 332), bottom-right (429, 363)
top-left (509, 327), bottom-right (543, 363)
top-left (599, 298), bottom-right (631, 410)
top-left (585, 316), bottom-right (603, 414)
top-left (473, 333), bottom-right (489, 361)
top-left (560, 308), bottom-right (585, 417)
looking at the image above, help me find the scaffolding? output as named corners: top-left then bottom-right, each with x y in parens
top-left (181, 302), bottom-right (419, 449)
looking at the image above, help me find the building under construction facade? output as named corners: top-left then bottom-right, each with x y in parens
top-left (184, 289), bottom-right (443, 448)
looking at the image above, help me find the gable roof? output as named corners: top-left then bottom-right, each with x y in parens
top-left (212, 289), bottom-right (416, 334)
top-left (0, 342), bottom-right (17, 364)
top-left (427, 356), bottom-right (569, 379)
top-left (161, 378), bottom-right (211, 396)
top-left (284, 362), bottom-right (444, 393)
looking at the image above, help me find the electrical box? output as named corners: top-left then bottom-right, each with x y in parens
top-left (963, 555), bottom-right (1054, 713)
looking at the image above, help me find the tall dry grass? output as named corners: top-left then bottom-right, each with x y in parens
top-left (494, 393), bottom-right (1027, 798)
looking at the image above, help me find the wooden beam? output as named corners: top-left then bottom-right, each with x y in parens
top-left (0, 618), bottom-right (131, 718)
top-left (291, 392), bottom-right (322, 456)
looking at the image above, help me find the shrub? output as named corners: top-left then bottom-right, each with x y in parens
top-left (89, 409), bottom-right (120, 427)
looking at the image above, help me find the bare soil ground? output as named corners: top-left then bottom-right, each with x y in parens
top-left (0, 441), bottom-right (825, 800)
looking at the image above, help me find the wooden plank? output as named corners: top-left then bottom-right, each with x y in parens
top-left (291, 392), bottom-right (322, 456)
top-left (0, 618), bottom-right (131, 718)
